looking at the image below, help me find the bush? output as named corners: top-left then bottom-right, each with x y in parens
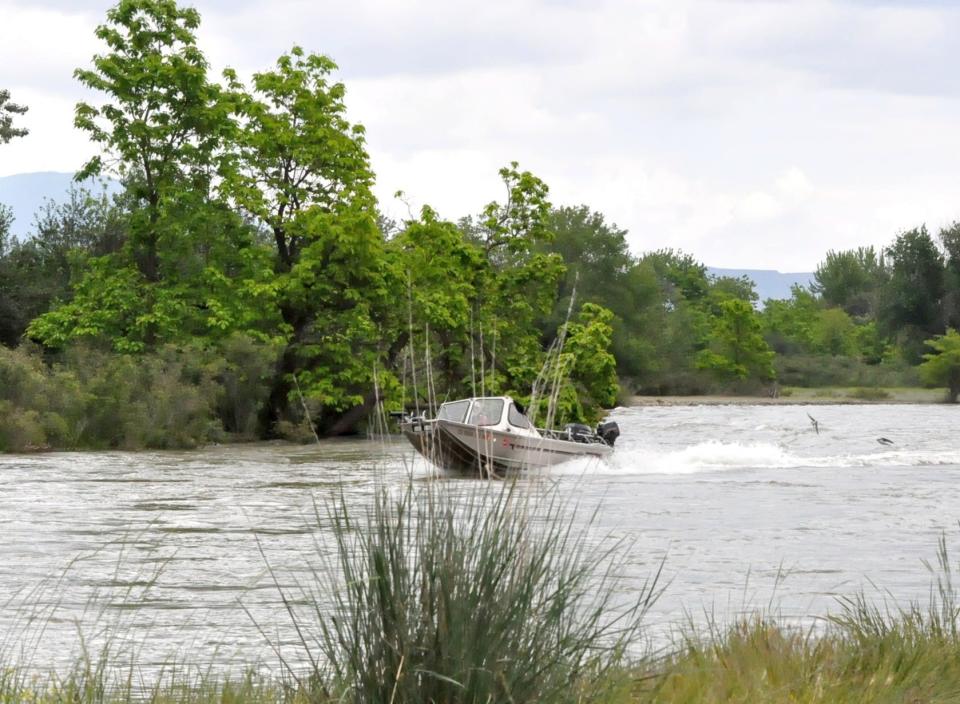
top-left (848, 387), bottom-right (891, 401)
top-left (0, 337), bottom-right (277, 451)
top-left (775, 353), bottom-right (918, 388)
top-left (287, 481), bottom-right (661, 703)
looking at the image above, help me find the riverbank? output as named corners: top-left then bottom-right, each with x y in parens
top-left (630, 386), bottom-right (947, 406)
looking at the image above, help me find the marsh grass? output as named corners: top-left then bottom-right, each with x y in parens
top-left (266, 479), bottom-right (663, 704)
top-left (620, 534), bottom-right (960, 703)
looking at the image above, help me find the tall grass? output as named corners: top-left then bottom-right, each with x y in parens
top-left (270, 480), bottom-right (662, 704)
top-left (622, 534), bottom-right (960, 703)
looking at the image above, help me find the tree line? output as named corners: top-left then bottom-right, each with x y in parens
top-left (1, 0), bottom-right (959, 451)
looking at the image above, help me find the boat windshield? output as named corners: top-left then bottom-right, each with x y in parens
top-left (508, 402), bottom-right (531, 429)
top-left (467, 399), bottom-right (503, 426)
top-left (437, 400), bottom-right (471, 422)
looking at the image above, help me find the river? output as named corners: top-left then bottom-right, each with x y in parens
top-left (2, 402), bottom-right (959, 673)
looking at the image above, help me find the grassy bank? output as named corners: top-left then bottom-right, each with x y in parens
top-left (5, 478), bottom-right (960, 702)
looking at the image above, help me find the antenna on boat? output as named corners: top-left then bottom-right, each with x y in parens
top-left (406, 270), bottom-right (420, 417)
top-left (291, 372), bottom-right (321, 445)
top-left (479, 318), bottom-right (486, 398)
top-left (469, 308), bottom-right (477, 398)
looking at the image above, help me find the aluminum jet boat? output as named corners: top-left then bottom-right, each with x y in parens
top-left (399, 396), bottom-right (619, 475)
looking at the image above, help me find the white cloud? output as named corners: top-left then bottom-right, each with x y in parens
top-left (3, 0), bottom-right (960, 269)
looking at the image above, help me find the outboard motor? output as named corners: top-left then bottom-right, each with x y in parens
top-left (564, 423), bottom-right (593, 443)
top-left (596, 420), bottom-right (620, 447)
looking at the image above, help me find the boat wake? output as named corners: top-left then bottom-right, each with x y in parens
top-left (548, 440), bottom-right (960, 476)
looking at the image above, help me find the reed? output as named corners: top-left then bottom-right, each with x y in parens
top-left (618, 534), bottom-right (960, 703)
top-left (275, 479), bottom-right (662, 704)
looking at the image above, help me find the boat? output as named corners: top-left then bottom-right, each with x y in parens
top-left (398, 396), bottom-right (619, 475)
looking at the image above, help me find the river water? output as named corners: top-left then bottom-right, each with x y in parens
top-left (2, 403), bottom-right (959, 673)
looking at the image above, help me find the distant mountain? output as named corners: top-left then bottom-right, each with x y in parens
top-left (0, 171), bottom-right (119, 240)
top-left (708, 267), bottom-right (815, 302)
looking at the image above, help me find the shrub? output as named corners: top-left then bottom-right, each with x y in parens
top-left (0, 338), bottom-right (278, 451)
top-left (285, 481), bottom-right (661, 703)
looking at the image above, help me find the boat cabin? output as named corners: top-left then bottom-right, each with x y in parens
top-left (435, 396), bottom-right (541, 438)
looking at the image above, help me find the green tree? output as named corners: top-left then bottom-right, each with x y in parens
top-left (761, 285), bottom-right (819, 353)
top-left (0, 89), bottom-right (28, 144)
top-left (641, 248), bottom-right (710, 302)
top-left (469, 163), bottom-right (566, 396)
top-left (225, 46), bottom-right (373, 273)
top-left (387, 206), bottom-right (485, 399)
top-left (225, 45), bottom-right (387, 435)
top-left (697, 299), bottom-right (775, 382)
top-left (29, 0), bottom-right (279, 353)
top-left (540, 206), bottom-right (662, 379)
top-left (938, 222), bottom-right (960, 330)
top-left (880, 226), bottom-right (944, 361)
top-left (918, 328), bottom-right (960, 402)
top-left (811, 308), bottom-right (856, 356)
top-left (0, 188), bottom-right (126, 347)
top-left (72, 0), bottom-right (235, 282)
top-left (812, 246), bottom-right (885, 317)
top-left (564, 302), bottom-right (619, 413)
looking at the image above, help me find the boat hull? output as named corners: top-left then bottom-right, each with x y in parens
top-left (402, 419), bottom-right (611, 475)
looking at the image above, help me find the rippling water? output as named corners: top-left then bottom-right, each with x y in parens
top-left (2, 403), bottom-right (959, 672)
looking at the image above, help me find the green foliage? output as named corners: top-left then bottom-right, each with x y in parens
top-left (761, 285), bottom-right (819, 354)
top-left (0, 88), bottom-right (28, 143)
top-left (0, 188), bottom-right (126, 346)
top-left (225, 45), bottom-right (374, 272)
top-left (0, 339), bottom-right (276, 451)
top-left (811, 307), bottom-right (857, 356)
top-left (565, 303), bottom-right (620, 413)
top-left (30, 0), bottom-right (280, 353)
top-left (919, 328), bottom-right (960, 402)
top-left (542, 206), bottom-right (662, 380)
top-left (697, 299), bottom-right (775, 382)
top-left (939, 221), bottom-right (960, 331)
top-left (812, 246), bottom-right (885, 317)
top-left (641, 248), bottom-right (709, 302)
top-left (774, 353), bottom-right (918, 388)
top-left (880, 226), bottom-right (944, 362)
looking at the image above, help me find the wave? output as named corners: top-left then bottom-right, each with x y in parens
top-left (548, 440), bottom-right (960, 476)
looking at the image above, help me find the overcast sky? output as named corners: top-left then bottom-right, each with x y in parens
top-left (2, 0), bottom-right (959, 269)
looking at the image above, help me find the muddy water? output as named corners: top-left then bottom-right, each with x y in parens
top-left (2, 403), bottom-right (960, 671)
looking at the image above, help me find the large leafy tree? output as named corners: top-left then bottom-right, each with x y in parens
top-left (812, 246), bottom-right (885, 317)
top-left (880, 226), bottom-right (944, 361)
top-left (73, 0), bottom-right (235, 282)
top-left (540, 206), bottom-right (662, 380)
top-left (697, 299), bottom-right (775, 383)
top-left (0, 89), bottom-right (28, 144)
top-left (29, 0), bottom-right (278, 352)
top-left (467, 164), bottom-right (566, 395)
top-left (387, 206), bottom-right (485, 402)
top-left (226, 46), bottom-right (387, 434)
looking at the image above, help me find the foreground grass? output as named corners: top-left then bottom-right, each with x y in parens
top-left (9, 608), bottom-right (960, 703)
